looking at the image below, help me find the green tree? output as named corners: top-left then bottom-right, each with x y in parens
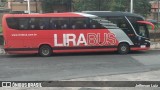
top-left (41, 0), bottom-right (72, 13)
top-left (73, 0), bottom-right (113, 11)
top-left (73, 0), bottom-right (130, 11)
top-left (73, 0), bottom-right (151, 17)
top-left (109, 0), bottom-right (129, 11)
top-left (41, 0), bottom-right (151, 17)
top-left (133, 0), bottom-right (151, 17)
top-left (73, 0), bottom-right (99, 11)
top-left (1, 0), bottom-right (7, 2)
top-left (41, 0), bottom-right (54, 13)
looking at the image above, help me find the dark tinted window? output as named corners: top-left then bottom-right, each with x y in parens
top-left (50, 18), bottom-right (57, 29)
top-left (127, 16), bottom-right (144, 33)
top-left (28, 18), bottom-right (39, 30)
top-left (6, 17), bottom-right (105, 30)
top-left (89, 19), bottom-right (105, 29)
top-left (70, 18), bottom-right (89, 29)
top-left (39, 18), bottom-right (50, 30)
top-left (105, 16), bottom-right (134, 33)
top-left (19, 18), bottom-right (29, 30)
top-left (53, 18), bottom-right (69, 29)
top-left (128, 16), bottom-right (148, 37)
top-left (6, 18), bottom-right (18, 29)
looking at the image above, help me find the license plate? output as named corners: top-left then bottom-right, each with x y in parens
top-left (140, 45), bottom-right (146, 48)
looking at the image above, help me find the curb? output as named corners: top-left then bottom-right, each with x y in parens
top-left (150, 42), bottom-right (160, 50)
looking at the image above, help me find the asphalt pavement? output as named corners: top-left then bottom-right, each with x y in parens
top-left (0, 50), bottom-right (160, 81)
top-left (0, 43), bottom-right (160, 90)
top-left (1, 50), bottom-right (160, 90)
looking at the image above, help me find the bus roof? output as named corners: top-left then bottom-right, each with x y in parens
top-left (3, 12), bottom-right (97, 18)
top-left (82, 11), bottom-right (144, 18)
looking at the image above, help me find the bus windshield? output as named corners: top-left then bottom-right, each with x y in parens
top-left (127, 16), bottom-right (153, 38)
top-left (136, 22), bottom-right (149, 38)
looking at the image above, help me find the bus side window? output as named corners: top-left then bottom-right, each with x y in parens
top-left (61, 18), bottom-right (69, 29)
top-left (39, 18), bottom-right (49, 30)
top-left (70, 18), bottom-right (76, 29)
top-left (29, 18), bottom-right (38, 30)
top-left (50, 18), bottom-right (56, 29)
top-left (89, 19), bottom-right (103, 29)
top-left (75, 21), bottom-right (83, 29)
top-left (119, 20), bottom-right (133, 33)
top-left (70, 17), bottom-right (89, 29)
top-left (6, 18), bottom-right (18, 29)
top-left (90, 20), bottom-right (96, 29)
top-left (54, 18), bottom-right (69, 30)
top-left (62, 23), bottom-right (68, 29)
top-left (107, 16), bottom-right (134, 33)
top-left (18, 18), bottom-right (29, 30)
top-left (118, 21), bottom-right (127, 29)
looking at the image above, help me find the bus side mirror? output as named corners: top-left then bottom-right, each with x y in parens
top-left (137, 21), bottom-right (155, 30)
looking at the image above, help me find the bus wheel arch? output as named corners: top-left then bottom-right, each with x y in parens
top-left (38, 44), bottom-right (52, 57)
top-left (118, 42), bottom-right (130, 54)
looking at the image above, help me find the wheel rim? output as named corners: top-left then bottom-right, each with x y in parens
top-left (41, 48), bottom-right (50, 56)
top-left (121, 45), bottom-right (127, 52)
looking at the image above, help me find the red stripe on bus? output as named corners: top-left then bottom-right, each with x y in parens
top-left (53, 48), bottom-right (117, 53)
top-left (130, 47), bottom-right (150, 51)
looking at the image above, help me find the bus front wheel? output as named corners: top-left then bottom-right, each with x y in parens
top-left (39, 45), bottom-right (52, 57)
top-left (118, 43), bottom-right (130, 54)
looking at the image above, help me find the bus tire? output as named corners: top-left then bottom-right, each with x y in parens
top-left (39, 45), bottom-right (52, 57)
top-left (118, 43), bottom-right (130, 54)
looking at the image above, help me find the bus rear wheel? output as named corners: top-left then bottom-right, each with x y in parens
top-left (39, 45), bottom-right (52, 57)
top-left (118, 43), bottom-right (130, 54)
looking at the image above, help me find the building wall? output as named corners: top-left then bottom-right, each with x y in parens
top-left (149, 1), bottom-right (160, 21)
top-left (7, 0), bottom-right (71, 13)
top-left (8, 0), bottom-right (42, 13)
